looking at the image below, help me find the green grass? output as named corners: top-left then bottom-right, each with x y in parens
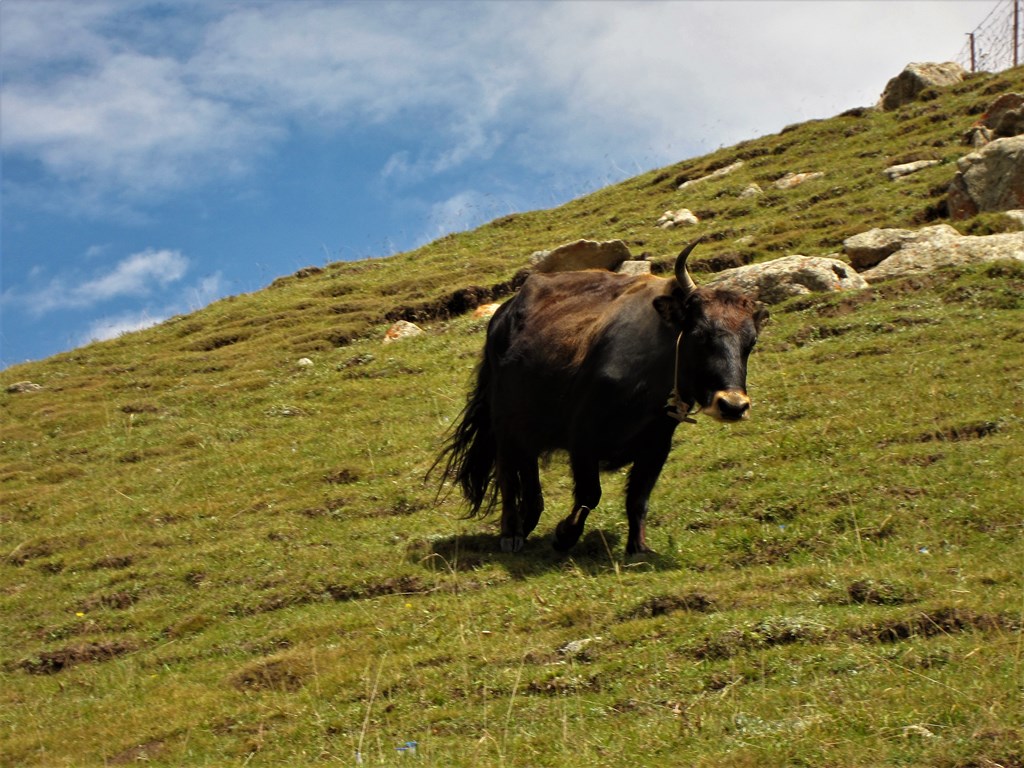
top-left (2, 67), bottom-right (1023, 766)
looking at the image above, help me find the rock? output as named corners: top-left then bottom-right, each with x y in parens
top-left (678, 160), bottom-right (744, 189)
top-left (1004, 209), bottom-right (1024, 230)
top-left (862, 226), bottom-right (1024, 281)
top-left (616, 260), bottom-right (652, 276)
top-left (558, 636), bottom-right (601, 659)
top-left (739, 183), bottom-right (763, 199)
top-left (966, 93), bottom-right (1024, 146)
top-left (964, 125), bottom-right (995, 149)
top-left (879, 62), bottom-right (966, 111)
top-left (656, 209), bottom-right (699, 229)
top-left (472, 302), bottom-right (501, 319)
top-left (883, 159), bottom-right (940, 180)
top-left (531, 239), bottom-right (632, 273)
top-left (948, 136), bottom-right (1024, 220)
top-left (843, 227), bottom-right (919, 269)
top-left (707, 255), bottom-right (868, 304)
top-left (772, 172), bottom-right (824, 190)
top-left (383, 320), bottom-right (424, 344)
top-left (297, 357), bottom-right (314, 367)
top-left (6, 381), bottom-right (43, 393)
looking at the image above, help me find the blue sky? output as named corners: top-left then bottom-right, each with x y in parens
top-left (0, 0), bottom-right (989, 367)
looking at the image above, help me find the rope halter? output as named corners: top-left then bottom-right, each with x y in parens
top-left (665, 331), bottom-right (699, 424)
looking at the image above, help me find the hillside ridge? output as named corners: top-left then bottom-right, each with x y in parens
top-left (1, 65), bottom-right (1022, 768)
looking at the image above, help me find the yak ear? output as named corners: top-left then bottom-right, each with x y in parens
top-left (653, 289), bottom-right (690, 327)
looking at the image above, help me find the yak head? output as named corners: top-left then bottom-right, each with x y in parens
top-left (653, 239), bottom-right (769, 422)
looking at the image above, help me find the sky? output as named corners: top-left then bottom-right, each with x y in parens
top-left (0, 0), bottom-right (994, 368)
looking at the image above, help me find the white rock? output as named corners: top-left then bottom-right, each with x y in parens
top-left (772, 172), bottom-right (824, 190)
top-left (678, 160), bottom-right (745, 189)
top-left (862, 227), bottom-right (1024, 281)
top-left (707, 255), bottom-right (868, 304)
top-left (883, 159), bottom-right (940, 180)
top-left (656, 209), bottom-right (700, 229)
top-left (616, 260), bottom-right (652, 276)
top-left (383, 320), bottom-right (424, 344)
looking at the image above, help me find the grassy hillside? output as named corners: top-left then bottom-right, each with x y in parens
top-left (2, 67), bottom-right (1023, 767)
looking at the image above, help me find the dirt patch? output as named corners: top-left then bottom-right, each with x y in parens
top-left (622, 591), bottom-right (717, 620)
top-left (90, 555), bottom-right (134, 570)
top-left (690, 616), bottom-right (829, 661)
top-left (189, 332), bottom-right (250, 352)
top-left (880, 420), bottom-right (1002, 447)
top-left (107, 738), bottom-right (168, 765)
top-left (851, 606), bottom-right (1014, 644)
top-left (384, 270), bottom-right (528, 325)
top-left (919, 421), bottom-right (1001, 443)
top-left (692, 251), bottom-right (752, 274)
top-left (77, 590), bottom-right (141, 612)
top-left (323, 468), bottom-right (361, 484)
top-left (230, 654), bottom-right (311, 692)
top-left (781, 290), bottom-right (876, 316)
top-left (6, 540), bottom-right (56, 566)
top-left (847, 578), bottom-right (919, 606)
top-left (524, 672), bottom-right (602, 696)
top-left (19, 639), bottom-right (138, 674)
top-left (326, 574), bottom-right (428, 602)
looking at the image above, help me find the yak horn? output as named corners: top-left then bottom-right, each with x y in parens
top-left (674, 237), bottom-right (703, 295)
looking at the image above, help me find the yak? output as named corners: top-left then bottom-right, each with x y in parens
top-left (434, 239), bottom-right (769, 555)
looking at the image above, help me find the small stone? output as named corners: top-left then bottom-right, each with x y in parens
top-left (383, 320), bottom-right (424, 344)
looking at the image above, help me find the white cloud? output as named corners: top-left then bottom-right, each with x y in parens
top-left (4, 248), bottom-right (190, 315)
top-left (80, 310), bottom-right (163, 344)
top-left (0, 0), bottom-right (988, 215)
top-left (2, 53), bottom-right (276, 204)
top-left (76, 249), bottom-right (189, 303)
top-left (77, 269), bottom-right (224, 346)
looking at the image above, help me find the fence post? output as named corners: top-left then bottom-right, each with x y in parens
top-left (969, 31), bottom-right (976, 72)
top-left (1015, 0), bottom-right (1020, 68)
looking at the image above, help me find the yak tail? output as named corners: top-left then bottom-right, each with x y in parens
top-left (431, 359), bottom-right (500, 516)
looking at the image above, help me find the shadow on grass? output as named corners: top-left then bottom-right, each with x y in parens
top-left (407, 528), bottom-right (682, 579)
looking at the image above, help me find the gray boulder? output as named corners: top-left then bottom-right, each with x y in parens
top-left (616, 260), bottom-right (652, 276)
top-left (531, 239), bottom-right (632, 273)
top-left (948, 136), bottom-right (1024, 219)
top-left (707, 255), bottom-right (868, 304)
top-left (879, 62), bottom-right (966, 111)
top-left (965, 93), bottom-right (1024, 146)
top-left (843, 227), bottom-right (919, 269)
top-left (861, 225), bottom-right (1024, 281)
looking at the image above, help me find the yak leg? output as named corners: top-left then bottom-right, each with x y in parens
top-left (498, 462), bottom-right (524, 553)
top-left (520, 456), bottom-right (544, 539)
top-left (553, 454), bottom-right (602, 552)
top-left (497, 446), bottom-right (539, 553)
top-left (498, 453), bottom-right (544, 553)
top-left (625, 429), bottom-right (673, 555)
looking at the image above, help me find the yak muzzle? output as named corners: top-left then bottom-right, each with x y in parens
top-left (707, 390), bottom-right (751, 422)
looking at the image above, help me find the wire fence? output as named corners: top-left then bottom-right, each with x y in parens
top-left (955, 0), bottom-right (1021, 73)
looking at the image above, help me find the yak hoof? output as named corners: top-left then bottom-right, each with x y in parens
top-left (552, 520), bottom-right (584, 553)
top-left (500, 536), bottom-right (525, 553)
top-left (626, 541), bottom-right (655, 556)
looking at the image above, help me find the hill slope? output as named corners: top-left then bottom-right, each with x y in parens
top-left (2, 67), bottom-right (1023, 767)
